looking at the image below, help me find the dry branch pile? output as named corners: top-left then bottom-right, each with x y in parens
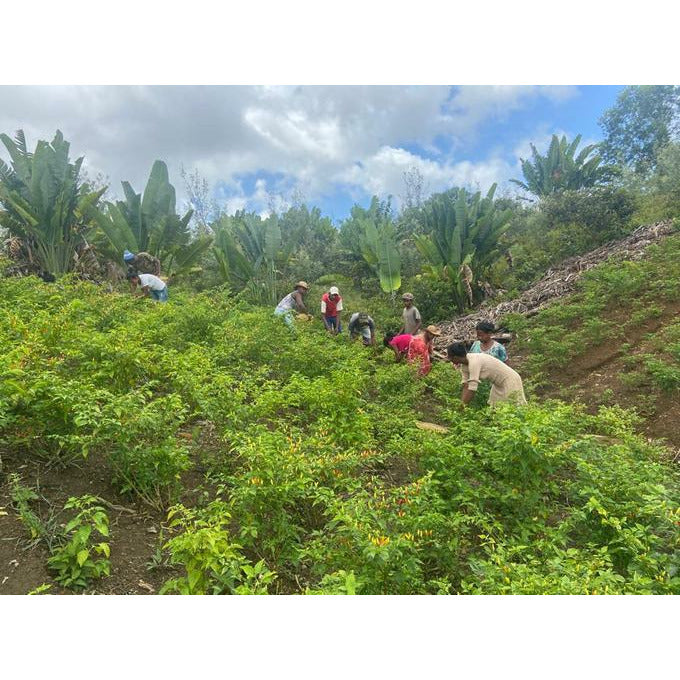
top-left (435, 220), bottom-right (675, 348)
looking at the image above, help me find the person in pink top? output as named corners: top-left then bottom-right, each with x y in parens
top-left (407, 325), bottom-right (442, 376)
top-left (383, 332), bottom-right (413, 362)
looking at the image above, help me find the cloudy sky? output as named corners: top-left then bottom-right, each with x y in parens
top-left (0, 85), bottom-right (622, 222)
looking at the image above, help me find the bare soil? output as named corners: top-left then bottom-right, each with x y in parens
top-left (528, 300), bottom-right (680, 453)
top-left (0, 451), bottom-right (182, 595)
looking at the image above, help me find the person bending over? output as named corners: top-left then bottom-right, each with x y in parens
top-left (407, 325), bottom-right (441, 376)
top-left (383, 332), bottom-right (412, 362)
top-left (127, 272), bottom-right (168, 302)
top-left (274, 281), bottom-right (309, 326)
top-left (447, 342), bottom-right (526, 406)
top-left (348, 312), bottom-right (376, 346)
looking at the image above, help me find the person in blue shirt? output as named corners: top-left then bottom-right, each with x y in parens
top-left (469, 320), bottom-right (507, 362)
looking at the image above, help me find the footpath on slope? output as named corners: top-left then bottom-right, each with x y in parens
top-left (434, 219), bottom-right (675, 348)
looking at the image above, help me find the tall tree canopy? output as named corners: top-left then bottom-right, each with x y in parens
top-left (599, 85), bottom-right (680, 176)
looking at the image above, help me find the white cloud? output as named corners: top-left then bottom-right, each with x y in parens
top-left (0, 85), bottom-right (581, 215)
top-left (338, 146), bottom-right (518, 206)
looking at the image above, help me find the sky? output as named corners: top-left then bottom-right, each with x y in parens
top-left (0, 85), bottom-right (623, 223)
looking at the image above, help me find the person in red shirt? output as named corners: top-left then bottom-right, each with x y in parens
top-left (407, 325), bottom-right (441, 376)
top-left (383, 332), bottom-right (413, 362)
top-left (320, 286), bottom-right (343, 334)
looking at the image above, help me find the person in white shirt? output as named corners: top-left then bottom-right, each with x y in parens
top-left (127, 272), bottom-right (168, 302)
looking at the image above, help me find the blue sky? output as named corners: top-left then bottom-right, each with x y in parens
top-left (288, 86), bottom-right (624, 221)
top-left (0, 85), bottom-right (624, 224)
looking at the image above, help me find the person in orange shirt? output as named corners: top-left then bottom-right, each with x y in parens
top-left (407, 325), bottom-right (441, 376)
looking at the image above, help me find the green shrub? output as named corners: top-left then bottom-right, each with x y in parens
top-left (46, 495), bottom-right (110, 591)
top-left (1, 272), bottom-right (678, 594)
top-left (160, 500), bottom-right (276, 594)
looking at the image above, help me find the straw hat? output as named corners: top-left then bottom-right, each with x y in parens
top-left (295, 281), bottom-right (309, 290)
top-left (425, 325), bottom-right (441, 336)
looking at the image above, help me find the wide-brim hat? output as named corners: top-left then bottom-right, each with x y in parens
top-left (295, 281), bottom-right (309, 290)
top-left (426, 325), bottom-right (441, 336)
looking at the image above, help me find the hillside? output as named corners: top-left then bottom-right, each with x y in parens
top-left (507, 226), bottom-right (680, 452)
top-left (1, 259), bottom-right (679, 595)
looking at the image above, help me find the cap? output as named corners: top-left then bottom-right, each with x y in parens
top-left (123, 250), bottom-right (135, 262)
top-left (402, 292), bottom-right (414, 301)
top-left (329, 286), bottom-right (340, 295)
top-left (295, 281), bottom-right (309, 290)
top-left (357, 312), bottom-right (370, 325)
top-left (426, 325), bottom-right (441, 336)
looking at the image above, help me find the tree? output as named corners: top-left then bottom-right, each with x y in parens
top-left (180, 165), bottom-right (224, 235)
top-left (414, 184), bottom-right (512, 313)
top-left (0, 129), bottom-right (105, 276)
top-left (649, 141), bottom-right (680, 217)
top-left (90, 160), bottom-right (211, 277)
top-left (401, 165), bottom-right (428, 211)
top-left (599, 85), bottom-right (680, 176)
top-left (511, 134), bottom-right (613, 198)
top-left (277, 203), bottom-right (338, 281)
top-left (212, 211), bottom-right (298, 305)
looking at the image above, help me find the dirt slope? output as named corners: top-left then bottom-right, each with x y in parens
top-left (435, 220), bottom-right (675, 345)
top-left (436, 219), bottom-right (680, 453)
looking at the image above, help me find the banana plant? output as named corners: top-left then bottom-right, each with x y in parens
top-left (212, 212), bottom-right (297, 305)
top-left (88, 160), bottom-right (211, 276)
top-left (0, 130), bottom-right (105, 276)
top-left (414, 184), bottom-right (512, 312)
top-left (358, 218), bottom-right (401, 294)
top-left (511, 134), bottom-right (612, 198)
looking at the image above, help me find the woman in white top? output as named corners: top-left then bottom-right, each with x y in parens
top-left (447, 342), bottom-right (526, 406)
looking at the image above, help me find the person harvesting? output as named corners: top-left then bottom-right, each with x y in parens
top-left (447, 342), bottom-right (526, 406)
top-left (274, 281), bottom-right (310, 326)
top-left (348, 312), bottom-right (376, 346)
top-left (383, 331), bottom-right (412, 362)
top-left (127, 272), bottom-right (168, 302)
top-left (407, 325), bottom-right (441, 376)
